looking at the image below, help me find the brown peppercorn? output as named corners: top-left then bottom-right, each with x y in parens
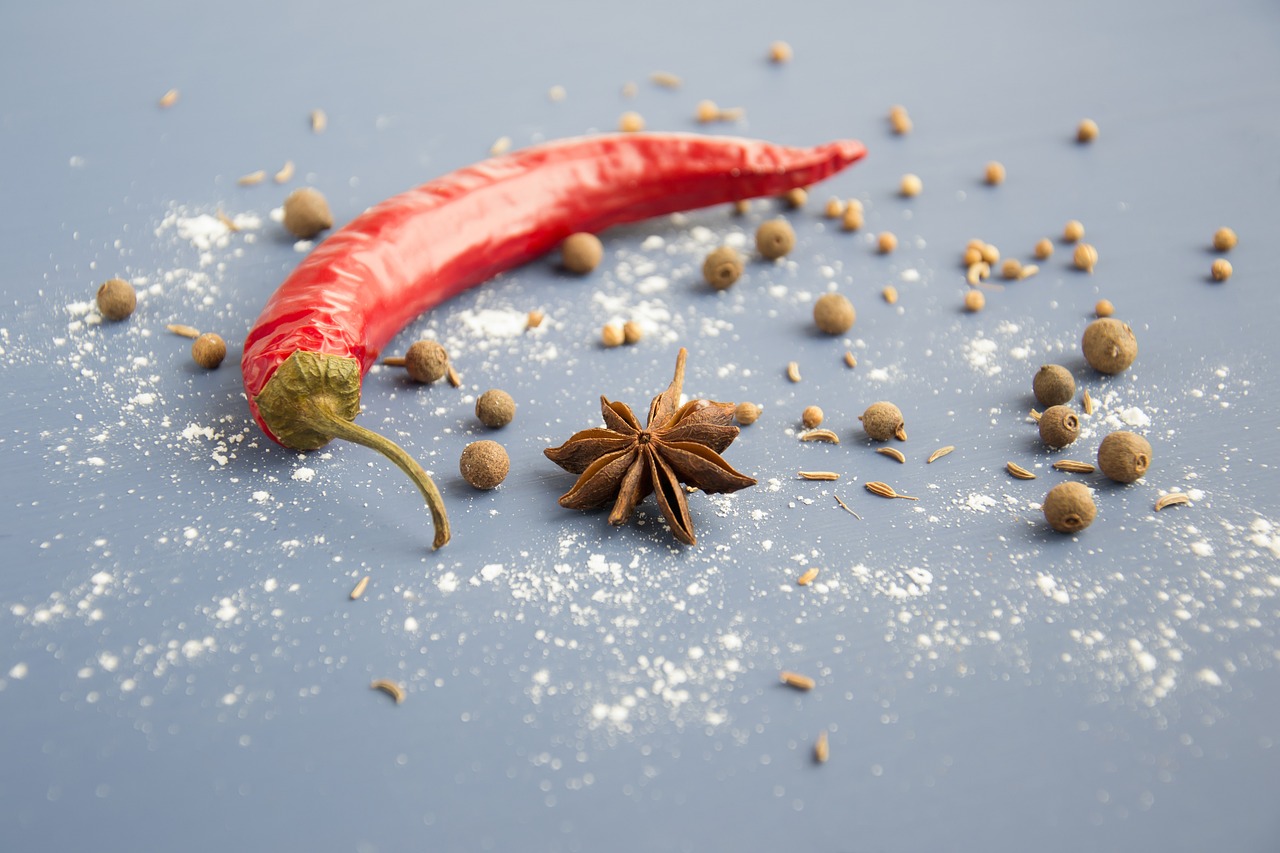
top-left (756, 219), bottom-right (796, 260)
top-left (963, 290), bottom-right (985, 312)
top-left (1097, 431), bottom-right (1151, 483)
top-left (622, 321), bottom-right (642, 345)
top-left (860, 401), bottom-right (905, 442)
top-left (405, 340), bottom-right (449, 383)
top-left (702, 246), bottom-right (744, 290)
top-left (561, 232), bottom-right (603, 274)
top-left (1033, 238), bottom-right (1054, 260)
top-left (96, 278), bottom-right (137, 321)
top-left (1212, 227), bottom-right (1237, 252)
top-left (601, 324), bottom-right (624, 348)
top-left (1038, 405), bottom-right (1081, 449)
top-left (984, 161), bottom-right (1006, 185)
top-left (1073, 242), bottom-right (1098, 273)
top-left (801, 406), bottom-right (824, 429)
top-left (1082, 318), bottom-right (1138, 374)
top-left (282, 187), bottom-right (334, 239)
top-left (1211, 258), bottom-right (1232, 282)
top-left (1033, 364), bottom-right (1076, 407)
top-left (1076, 119), bottom-right (1099, 143)
top-left (877, 232), bottom-right (898, 254)
top-left (1094, 299), bottom-right (1115, 318)
top-left (475, 389), bottom-right (516, 428)
top-left (1043, 481), bottom-right (1097, 533)
top-left (191, 333), bottom-right (227, 369)
top-left (459, 440), bottom-right (509, 490)
top-left (813, 292), bottom-right (855, 335)
top-left (734, 401), bottom-right (762, 425)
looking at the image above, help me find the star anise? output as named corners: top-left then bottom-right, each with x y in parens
top-left (544, 348), bottom-right (757, 545)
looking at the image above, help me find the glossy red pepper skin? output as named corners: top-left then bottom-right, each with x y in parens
top-left (243, 132), bottom-right (865, 444)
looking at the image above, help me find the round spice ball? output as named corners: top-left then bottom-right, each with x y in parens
top-left (734, 401), bottom-right (762, 425)
top-left (1211, 258), bottom-right (1232, 282)
top-left (1095, 299), bottom-right (1115, 318)
top-left (459, 440), bottom-right (509, 490)
top-left (702, 246), bottom-right (744, 290)
top-left (1033, 238), bottom-right (1054, 260)
top-left (561, 232), bottom-right (603, 274)
top-left (475, 389), bottom-right (516, 428)
top-left (877, 231), bottom-right (898, 254)
top-left (813, 292), bottom-right (855, 335)
top-left (1212, 227), bottom-right (1238, 252)
top-left (801, 406), bottom-right (824, 429)
top-left (756, 219), bottom-right (796, 260)
top-left (783, 187), bottom-right (808, 208)
top-left (963, 290), bottom-right (985, 312)
top-left (618, 111), bottom-right (645, 133)
top-left (1038, 405), bottom-right (1081, 449)
top-left (405, 340), bottom-right (449, 383)
top-left (1073, 242), bottom-right (1098, 273)
top-left (984, 161), bottom-right (1006, 185)
top-left (860, 401), bottom-right (905, 442)
top-left (601, 324), bottom-right (624, 348)
top-left (191, 333), bottom-right (227, 369)
top-left (1097, 431), bottom-right (1152, 484)
top-left (900, 174), bottom-right (922, 197)
top-left (1033, 364), bottom-right (1076, 407)
top-left (1043, 481), bottom-right (1097, 534)
top-left (282, 187), bottom-right (334, 239)
top-left (1076, 119), bottom-right (1099, 144)
top-left (1082, 318), bottom-right (1138, 374)
top-left (1063, 220), bottom-right (1085, 243)
top-left (96, 277), bottom-right (137, 321)
top-left (622, 321), bottom-right (642, 345)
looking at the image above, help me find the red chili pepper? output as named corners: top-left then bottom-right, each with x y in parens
top-left (243, 132), bottom-right (866, 549)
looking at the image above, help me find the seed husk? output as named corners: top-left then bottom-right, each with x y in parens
top-left (1042, 481), bottom-right (1097, 533)
top-left (158, 88), bottom-right (179, 108)
top-left (865, 481), bottom-right (917, 500)
top-left (786, 361), bottom-right (802, 383)
top-left (966, 262), bottom-right (991, 286)
top-left (843, 351), bottom-right (857, 369)
top-left (801, 406), bottom-right (824, 429)
top-left (756, 219), bottom-right (796, 260)
top-left (927, 446), bottom-right (955, 464)
top-left (476, 389), bottom-right (516, 428)
top-left (814, 730), bottom-right (830, 764)
top-left (813, 292), bottom-right (856, 334)
top-left (1017, 264), bottom-right (1040, 280)
top-left (1082, 389), bottom-right (1094, 415)
top-left (1033, 364), bottom-right (1076, 407)
top-left (370, 679), bottom-right (405, 704)
top-left (780, 671), bottom-right (815, 691)
top-left (797, 568), bottom-right (820, 586)
top-left (167, 323), bottom-right (200, 338)
top-left (703, 246), bottom-right (744, 290)
top-left (833, 495), bottom-right (861, 518)
top-left (1154, 493), bottom-right (1190, 511)
top-left (1038, 405), bottom-right (1081, 449)
top-left (1212, 227), bottom-right (1238, 252)
top-left (273, 160), bottom-right (295, 184)
top-left (459, 440), bottom-right (509, 490)
top-left (237, 170), bottom-right (266, 187)
top-left (489, 136), bottom-right (512, 156)
top-left (215, 210), bottom-right (241, 232)
top-left (799, 429), bottom-right (840, 444)
top-left (877, 447), bottom-right (906, 463)
top-left (859, 401), bottom-right (904, 442)
top-left (649, 71), bottom-right (681, 88)
top-left (309, 109), bottom-right (327, 133)
top-left (446, 364), bottom-right (462, 388)
top-left (191, 333), bottom-right (227, 369)
top-left (1097, 431), bottom-right (1152, 483)
top-left (562, 232), bottom-right (603, 274)
top-left (1006, 461), bottom-right (1037, 480)
top-left (96, 278), bottom-right (137, 321)
top-left (1053, 460), bottom-right (1096, 474)
top-left (798, 471), bottom-right (839, 481)
top-left (282, 187), bottom-right (333, 239)
top-left (735, 402), bottom-right (762, 425)
top-left (1082, 318), bottom-right (1138, 374)
top-left (1029, 409), bottom-right (1042, 422)
top-left (349, 575), bottom-right (370, 600)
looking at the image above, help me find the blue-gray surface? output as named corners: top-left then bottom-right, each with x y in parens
top-left (2, 1), bottom-right (1278, 851)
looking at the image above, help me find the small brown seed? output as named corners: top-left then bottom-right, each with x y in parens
top-left (735, 402), bottom-right (762, 425)
top-left (963, 246), bottom-right (984, 266)
top-left (812, 292), bottom-right (856, 335)
top-left (1082, 389), bottom-right (1094, 415)
top-left (459, 440), bottom-right (509, 490)
top-left (273, 160), bottom-right (295, 184)
top-left (1000, 259), bottom-right (1023, 280)
top-left (733, 199), bottom-right (750, 215)
top-left (840, 204), bottom-right (864, 231)
top-left (1073, 243), bottom-right (1098, 273)
top-left (966, 263), bottom-right (991, 287)
top-left (801, 406), bottom-right (824, 429)
top-left (860, 401), bottom-right (904, 442)
top-left (1095, 299), bottom-right (1115, 318)
top-left (1033, 238), bottom-right (1054, 260)
top-left (191, 333), bottom-right (227, 369)
top-left (900, 174), bottom-right (922, 197)
top-left (622, 321), bottom-right (642, 345)
top-left (1017, 264), bottom-right (1040, 280)
top-left (1063, 220), bottom-right (1085, 243)
top-left (786, 361), bottom-right (802, 383)
top-left (446, 365), bottom-right (461, 388)
top-left (1212, 227), bottom-right (1238, 252)
top-left (780, 671), bottom-right (814, 691)
top-left (927, 446), bottom-right (955, 464)
top-left (1033, 364), bottom-right (1076, 407)
top-left (824, 197), bottom-right (845, 218)
top-left (370, 679), bottom-right (405, 704)
top-left (1038, 405), bottom-right (1081, 449)
top-left (981, 243), bottom-right (1000, 265)
top-left (702, 246), bottom-right (744, 290)
top-left (1154, 493), bottom-right (1190, 511)
top-left (888, 104), bottom-right (912, 135)
top-left (814, 730), bottom-right (830, 764)
top-left (783, 187), bottom-right (808, 208)
top-left (282, 187), bottom-right (333, 239)
top-left (882, 285), bottom-right (898, 305)
top-left (1082, 318), bottom-right (1138, 374)
top-left (843, 351), bottom-right (857, 369)
top-left (984, 161), bottom-right (1006, 185)
top-left (601, 324), bottom-right (624, 348)
top-left (489, 136), bottom-right (512, 156)
top-left (96, 278), bottom-right (137, 321)
top-left (349, 575), bottom-right (370, 600)
top-left (649, 71), bottom-right (681, 88)
top-left (1211, 258), bottom-right (1232, 282)
top-left (799, 429), bottom-right (840, 444)
top-left (238, 170), bottom-right (266, 187)
top-left (562, 232), bottom-right (603, 274)
top-left (475, 389), bottom-right (516, 428)
top-left (696, 99), bottom-right (720, 123)
top-left (526, 310), bottom-right (545, 329)
top-left (768, 41), bottom-right (793, 63)
top-left (1076, 118), bottom-right (1099, 143)
top-left (618, 111), bottom-right (645, 133)
top-left (876, 447), bottom-right (906, 463)
top-left (1006, 462), bottom-right (1037, 480)
top-left (1043, 481), bottom-right (1097, 533)
top-left (310, 109), bottom-right (327, 133)
top-left (404, 340), bottom-right (448, 383)
top-left (797, 471), bottom-right (839, 481)
top-left (158, 88), bottom-right (179, 108)
top-left (1097, 431), bottom-right (1152, 483)
top-left (865, 481), bottom-right (917, 500)
top-left (1052, 460), bottom-right (1096, 474)
top-left (877, 232), bottom-right (898, 254)
top-left (797, 568), bottom-right (820, 586)
top-left (166, 323), bottom-right (200, 338)
top-left (756, 219), bottom-right (796, 260)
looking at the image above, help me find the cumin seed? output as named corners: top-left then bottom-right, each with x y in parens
top-left (927, 445), bottom-right (955, 464)
top-left (1154, 493), bottom-right (1191, 511)
top-left (1006, 462), bottom-right (1036, 480)
top-left (876, 447), bottom-right (906, 463)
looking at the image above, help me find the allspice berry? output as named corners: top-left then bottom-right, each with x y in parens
top-left (1033, 364), bottom-right (1076, 407)
top-left (702, 246), bottom-right (744, 290)
top-left (459, 440), bottom-right (509, 490)
top-left (1043, 481), bottom-right (1097, 533)
top-left (1097, 431), bottom-right (1152, 483)
top-left (735, 401), bottom-right (762, 425)
top-left (282, 187), bottom-right (333, 239)
top-left (475, 389), bottom-right (516, 428)
top-left (1082, 318), bottom-right (1138, 374)
top-left (561, 232), bottom-right (603, 274)
top-left (801, 406), bottom-right (824, 429)
top-left (405, 340), bottom-right (449, 383)
top-left (756, 219), bottom-right (796, 260)
top-left (191, 333), bottom-right (227, 369)
top-left (860, 401), bottom-right (905, 442)
top-left (1038, 405), bottom-right (1081, 449)
top-left (96, 278), bottom-right (137, 321)
top-left (813, 292), bottom-right (855, 335)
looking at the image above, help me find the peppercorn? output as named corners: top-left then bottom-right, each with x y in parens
top-left (191, 333), bottom-right (227, 369)
top-left (963, 290), bottom-right (985, 312)
top-left (877, 232), bottom-right (898, 254)
top-left (622, 321), bottom-right (642, 345)
top-left (561, 232), bottom-right (603, 274)
top-left (601, 324), bottom-right (624, 348)
top-left (1038, 405), bottom-right (1081, 449)
top-left (1211, 258), bottom-right (1232, 282)
top-left (96, 278), bottom-right (136, 321)
top-left (1095, 299), bottom-right (1115, 318)
top-left (1076, 119), bottom-right (1099, 143)
top-left (1097, 431), bottom-right (1151, 483)
top-left (702, 246), bottom-right (744, 290)
top-left (405, 340), bottom-right (449, 383)
top-left (1043, 481), bottom-right (1097, 533)
top-left (459, 440), bottom-right (509, 490)
top-left (1082, 318), bottom-right (1138, 374)
top-left (1063, 220), bottom-right (1085, 243)
top-left (1033, 238), bottom-right (1054, 260)
top-left (1033, 364), bottom-right (1076, 407)
top-left (1073, 242), bottom-right (1098, 273)
top-left (1212, 227), bottom-right (1237, 252)
top-left (813, 292), bottom-right (855, 335)
top-left (984, 161), bottom-right (1006, 185)
top-left (801, 406), bottom-right (824, 429)
top-left (475, 389), bottom-right (516, 428)
top-left (860, 401), bottom-right (905, 442)
top-left (282, 187), bottom-right (334, 239)
top-left (756, 219), bottom-right (796, 260)
top-left (735, 401), bottom-right (762, 425)
top-left (900, 174), bottom-right (922, 197)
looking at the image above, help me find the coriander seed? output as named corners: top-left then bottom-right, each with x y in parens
top-left (1082, 317), bottom-right (1138, 374)
top-left (1000, 259), bottom-right (1023, 280)
top-left (1043, 481), bottom-right (1097, 533)
top-left (1094, 299), bottom-right (1114, 318)
top-left (1212, 227), bottom-right (1237, 252)
top-left (984, 161), bottom-right (1006, 185)
top-left (618, 111), bottom-right (645, 132)
top-left (1033, 364), bottom-right (1076, 407)
top-left (1063, 219), bottom-right (1085, 243)
top-left (561, 232), bottom-right (603, 274)
top-left (282, 187), bottom-right (334, 239)
top-left (900, 173), bottom-right (922, 197)
top-left (622, 321), bottom-right (642, 345)
top-left (1038, 405), bottom-right (1081, 449)
top-left (783, 187), bottom-right (808, 208)
top-left (1211, 258), bottom-right (1232, 282)
top-left (191, 333), bottom-right (227, 369)
top-left (696, 100), bottom-right (720, 123)
top-left (756, 219), bottom-right (796, 260)
top-left (1073, 242), bottom-right (1098, 273)
top-left (889, 104), bottom-right (912, 135)
top-left (1097, 431), bottom-right (1151, 483)
top-left (702, 246), bottom-right (744, 290)
top-left (813, 292), bottom-right (855, 335)
top-left (882, 285), bottom-right (898, 304)
top-left (475, 389), bottom-right (516, 428)
top-left (801, 406), bottom-right (824, 429)
top-left (1034, 238), bottom-right (1054, 260)
top-left (459, 440), bottom-right (509, 490)
top-left (1076, 119), bottom-right (1099, 143)
top-left (601, 324), bottom-right (624, 348)
top-left (96, 278), bottom-right (137, 321)
top-left (405, 340), bottom-right (449, 383)
top-left (735, 401), bottom-right (762, 425)
top-left (963, 246), bottom-right (984, 266)
top-left (860, 401), bottom-right (905, 442)
top-left (980, 243), bottom-right (1000, 265)
top-left (769, 40), bottom-right (793, 63)
top-left (824, 197), bottom-right (844, 218)
top-left (841, 203), bottom-right (864, 231)
top-left (877, 231), bottom-right (898, 254)
top-left (963, 290), bottom-right (985, 312)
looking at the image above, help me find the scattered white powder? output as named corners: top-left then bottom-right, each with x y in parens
top-left (292, 467), bottom-right (316, 483)
top-left (457, 307), bottom-right (529, 338)
top-left (436, 572), bottom-right (459, 593)
top-left (961, 493), bottom-right (997, 512)
top-left (964, 336), bottom-right (1001, 375)
top-left (480, 564), bottom-right (505, 582)
top-left (251, 491), bottom-right (271, 504)
top-left (1189, 541), bottom-right (1214, 557)
top-left (1197, 668), bottom-right (1223, 686)
top-left (8, 663), bottom-right (28, 680)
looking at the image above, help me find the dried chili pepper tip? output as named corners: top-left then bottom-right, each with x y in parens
top-left (561, 232), bottom-right (603, 274)
top-left (404, 340), bottom-right (449, 383)
top-left (191, 333), bottom-right (227, 370)
top-left (1212, 227), bottom-right (1238, 252)
top-left (702, 246), bottom-right (744, 290)
top-left (813, 292), bottom-right (855, 335)
top-left (1043, 481), bottom-right (1096, 533)
top-left (860, 401), bottom-right (904, 442)
top-left (1082, 318), bottom-right (1137, 374)
top-left (96, 278), bottom-right (136, 321)
top-left (755, 219), bottom-right (796, 260)
top-left (475, 389), bottom-right (516, 428)
top-left (1097, 431), bottom-right (1152, 484)
top-left (459, 440), bottom-right (510, 490)
top-left (282, 187), bottom-right (334, 239)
